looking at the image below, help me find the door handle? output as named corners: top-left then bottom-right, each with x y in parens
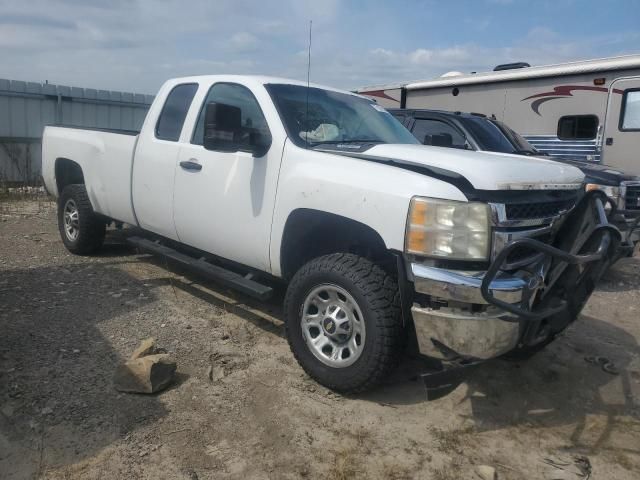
top-left (179, 160), bottom-right (202, 171)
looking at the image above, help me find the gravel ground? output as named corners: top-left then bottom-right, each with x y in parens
top-left (1, 200), bottom-right (639, 479)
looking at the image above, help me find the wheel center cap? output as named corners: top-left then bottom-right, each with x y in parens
top-left (322, 317), bottom-right (337, 335)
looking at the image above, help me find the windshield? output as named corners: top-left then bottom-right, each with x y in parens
top-left (457, 116), bottom-right (516, 153)
top-left (265, 84), bottom-right (419, 148)
top-left (492, 120), bottom-right (540, 154)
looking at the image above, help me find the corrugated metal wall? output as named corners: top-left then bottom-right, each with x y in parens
top-left (0, 79), bottom-right (154, 184)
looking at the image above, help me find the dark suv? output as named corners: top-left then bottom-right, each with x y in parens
top-left (390, 108), bottom-right (640, 254)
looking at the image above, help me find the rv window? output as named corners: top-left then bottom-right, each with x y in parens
top-left (411, 119), bottom-right (467, 149)
top-left (557, 115), bottom-right (598, 140)
top-left (620, 90), bottom-right (640, 131)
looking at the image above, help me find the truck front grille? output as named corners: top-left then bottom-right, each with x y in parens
top-left (504, 232), bottom-right (552, 267)
top-left (505, 199), bottom-right (575, 220)
top-left (624, 183), bottom-right (640, 211)
top-left (492, 229), bottom-right (552, 270)
top-left (490, 191), bottom-right (579, 269)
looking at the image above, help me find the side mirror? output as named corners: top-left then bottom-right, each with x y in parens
top-left (203, 102), bottom-right (272, 157)
top-left (203, 102), bottom-right (242, 152)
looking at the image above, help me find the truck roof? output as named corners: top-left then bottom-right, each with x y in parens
top-left (356, 54), bottom-right (640, 92)
top-left (165, 74), bottom-right (365, 98)
top-left (388, 108), bottom-right (489, 119)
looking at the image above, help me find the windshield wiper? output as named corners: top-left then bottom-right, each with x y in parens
top-left (513, 149), bottom-right (545, 156)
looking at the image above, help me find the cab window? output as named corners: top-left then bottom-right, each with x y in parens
top-left (391, 112), bottom-right (407, 126)
top-left (620, 90), bottom-right (640, 131)
top-left (192, 83), bottom-right (270, 146)
top-left (155, 83), bottom-right (198, 141)
top-left (411, 118), bottom-right (467, 148)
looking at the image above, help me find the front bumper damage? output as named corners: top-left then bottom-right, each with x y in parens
top-left (612, 180), bottom-right (640, 252)
top-left (408, 191), bottom-right (621, 362)
top-left (610, 210), bottom-right (640, 258)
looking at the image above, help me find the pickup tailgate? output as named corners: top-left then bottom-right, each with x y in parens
top-left (42, 126), bottom-right (139, 225)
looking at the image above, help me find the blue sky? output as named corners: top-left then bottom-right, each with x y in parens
top-left (1, 0), bottom-right (638, 94)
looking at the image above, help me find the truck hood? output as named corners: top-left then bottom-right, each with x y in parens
top-left (362, 144), bottom-right (585, 191)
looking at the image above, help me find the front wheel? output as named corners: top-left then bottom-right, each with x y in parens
top-left (57, 184), bottom-right (106, 255)
top-left (284, 254), bottom-right (404, 393)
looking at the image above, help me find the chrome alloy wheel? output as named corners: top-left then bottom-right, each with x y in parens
top-left (301, 284), bottom-right (366, 368)
top-left (63, 199), bottom-right (80, 241)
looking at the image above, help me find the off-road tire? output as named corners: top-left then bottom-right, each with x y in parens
top-left (57, 184), bottom-right (106, 255)
top-left (284, 253), bottom-right (404, 393)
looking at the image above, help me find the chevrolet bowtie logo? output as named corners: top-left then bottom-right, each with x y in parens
top-left (324, 318), bottom-right (335, 333)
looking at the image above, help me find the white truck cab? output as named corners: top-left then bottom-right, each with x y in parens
top-left (42, 75), bottom-right (620, 392)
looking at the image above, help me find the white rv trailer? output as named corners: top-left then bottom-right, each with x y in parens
top-left (357, 55), bottom-right (640, 174)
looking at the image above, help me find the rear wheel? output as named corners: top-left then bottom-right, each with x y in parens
top-left (57, 184), bottom-right (106, 254)
top-left (284, 253), bottom-right (404, 393)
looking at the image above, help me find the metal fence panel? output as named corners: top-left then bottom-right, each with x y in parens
top-left (0, 78), bottom-right (154, 183)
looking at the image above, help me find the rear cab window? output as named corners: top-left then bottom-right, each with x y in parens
top-left (155, 83), bottom-right (199, 141)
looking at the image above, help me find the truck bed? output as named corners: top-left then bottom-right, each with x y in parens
top-left (54, 125), bottom-right (141, 136)
top-left (42, 125), bottom-right (140, 225)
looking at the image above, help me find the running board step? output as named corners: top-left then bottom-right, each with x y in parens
top-left (127, 236), bottom-right (273, 301)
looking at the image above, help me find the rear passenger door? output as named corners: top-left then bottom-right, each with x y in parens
top-left (410, 117), bottom-right (468, 149)
top-left (132, 82), bottom-right (198, 240)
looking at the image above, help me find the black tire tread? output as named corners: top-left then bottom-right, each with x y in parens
top-left (58, 184), bottom-right (106, 255)
top-left (284, 253), bottom-right (403, 393)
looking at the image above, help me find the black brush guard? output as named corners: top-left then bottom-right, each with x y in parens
top-left (480, 191), bottom-right (621, 345)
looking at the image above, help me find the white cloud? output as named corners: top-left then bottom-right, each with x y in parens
top-left (230, 32), bottom-right (259, 52)
top-left (409, 49), bottom-right (433, 65)
top-left (0, 1), bottom-right (636, 95)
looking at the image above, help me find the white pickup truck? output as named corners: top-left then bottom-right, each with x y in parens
top-left (42, 75), bottom-right (619, 392)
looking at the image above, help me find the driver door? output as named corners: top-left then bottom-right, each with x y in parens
top-left (173, 82), bottom-right (283, 272)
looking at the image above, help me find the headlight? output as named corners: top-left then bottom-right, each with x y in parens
top-left (405, 197), bottom-right (491, 260)
top-left (585, 183), bottom-right (620, 200)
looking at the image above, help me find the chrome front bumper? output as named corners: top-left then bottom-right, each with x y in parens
top-left (410, 264), bottom-right (526, 359)
top-left (411, 264), bottom-right (533, 305)
top-left (408, 191), bottom-right (619, 362)
top-left (412, 305), bottom-right (521, 360)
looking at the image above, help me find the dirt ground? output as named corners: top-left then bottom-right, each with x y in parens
top-left (1, 199), bottom-right (639, 480)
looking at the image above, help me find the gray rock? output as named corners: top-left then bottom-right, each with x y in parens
top-left (0, 431), bottom-right (10, 452)
top-left (130, 338), bottom-right (157, 360)
top-left (1, 403), bottom-right (15, 417)
top-left (207, 365), bottom-right (226, 382)
top-left (114, 354), bottom-right (176, 394)
top-left (475, 465), bottom-right (497, 480)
